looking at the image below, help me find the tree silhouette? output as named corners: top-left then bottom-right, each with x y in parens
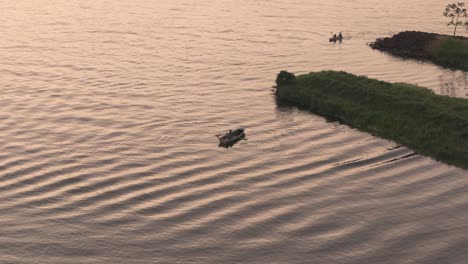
top-left (443, 2), bottom-right (468, 36)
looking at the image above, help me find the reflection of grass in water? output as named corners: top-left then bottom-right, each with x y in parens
top-left (276, 71), bottom-right (468, 169)
top-left (432, 37), bottom-right (468, 70)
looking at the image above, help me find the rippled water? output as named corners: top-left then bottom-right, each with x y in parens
top-left (1, 1), bottom-right (467, 263)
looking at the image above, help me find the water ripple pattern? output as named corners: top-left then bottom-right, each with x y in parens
top-left (0, 0), bottom-right (467, 263)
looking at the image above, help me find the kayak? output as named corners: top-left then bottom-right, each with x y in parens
top-left (329, 36), bottom-right (343, 42)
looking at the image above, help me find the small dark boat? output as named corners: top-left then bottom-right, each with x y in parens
top-left (329, 36), bottom-right (343, 42)
top-left (217, 127), bottom-right (245, 147)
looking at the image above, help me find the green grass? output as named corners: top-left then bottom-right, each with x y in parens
top-left (276, 71), bottom-right (468, 169)
top-left (432, 37), bottom-right (468, 69)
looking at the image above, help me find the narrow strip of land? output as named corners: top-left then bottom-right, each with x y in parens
top-left (276, 71), bottom-right (468, 169)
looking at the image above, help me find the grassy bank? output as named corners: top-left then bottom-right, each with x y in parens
top-left (431, 37), bottom-right (468, 69)
top-left (276, 71), bottom-right (468, 169)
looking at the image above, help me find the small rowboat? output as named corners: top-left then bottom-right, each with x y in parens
top-left (217, 127), bottom-right (245, 147)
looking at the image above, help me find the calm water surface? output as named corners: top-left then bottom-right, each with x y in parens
top-left (0, 1), bottom-right (467, 263)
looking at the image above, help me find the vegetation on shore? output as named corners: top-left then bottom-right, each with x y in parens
top-left (369, 31), bottom-right (468, 70)
top-left (432, 37), bottom-right (468, 68)
top-left (275, 70), bottom-right (468, 169)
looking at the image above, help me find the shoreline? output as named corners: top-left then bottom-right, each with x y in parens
top-left (275, 70), bottom-right (468, 169)
top-left (369, 31), bottom-right (468, 70)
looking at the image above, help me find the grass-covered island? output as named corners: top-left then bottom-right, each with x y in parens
top-left (275, 70), bottom-right (468, 169)
top-left (369, 31), bottom-right (468, 70)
